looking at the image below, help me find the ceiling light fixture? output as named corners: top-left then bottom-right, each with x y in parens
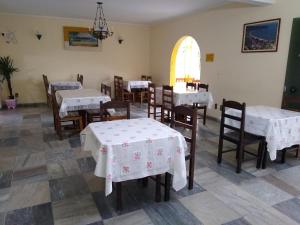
top-left (91, 2), bottom-right (113, 41)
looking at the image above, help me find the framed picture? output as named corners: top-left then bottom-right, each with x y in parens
top-left (242, 18), bottom-right (281, 53)
top-left (63, 26), bottom-right (98, 48)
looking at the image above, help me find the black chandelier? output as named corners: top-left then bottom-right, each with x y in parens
top-left (91, 2), bottom-right (113, 41)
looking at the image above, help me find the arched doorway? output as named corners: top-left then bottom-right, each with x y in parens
top-left (170, 36), bottom-right (201, 88)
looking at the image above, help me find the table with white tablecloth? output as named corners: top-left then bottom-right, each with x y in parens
top-left (56, 89), bottom-right (111, 118)
top-left (124, 80), bottom-right (151, 92)
top-left (226, 106), bottom-right (300, 160)
top-left (156, 87), bottom-right (214, 108)
top-left (80, 117), bottom-right (187, 196)
top-left (48, 81), bottom-right (82, 94)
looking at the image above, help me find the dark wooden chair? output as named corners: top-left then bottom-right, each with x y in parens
top-left (51, 87), bottom-right (83, 140)
top-left (282, 95), bottom-right (300, 112)
top-left (161, 85), bottom-right (174, 124)
top-left (42, 74), bottom-right (52, 107)
top-left (141, 75), bottom-right (147, 81)
top-left (114, 76), bottom-right (134, 102)
top-left (146, 76), bottom-right (152, 81)
top-left (218, 99), bottom-right (264, 173)
top-left (77, 74), bottom-right (83, 85)
top-left (148, 83), bottom-right (161, 120)
top-left (87, 83), bottom-right (112, 123)
top-left (186, 82), bottom-right (197, 90)
top-left (193, 83), bottom-right (209, 125)
top-left (100, 100), bottom-right (130, 121)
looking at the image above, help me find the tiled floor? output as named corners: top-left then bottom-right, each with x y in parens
top-left (0, 104), bottom-right (300, 225)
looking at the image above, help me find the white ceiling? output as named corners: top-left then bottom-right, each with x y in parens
top-left (0, 0), bottom-right (274, 24)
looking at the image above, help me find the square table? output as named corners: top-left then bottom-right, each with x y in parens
top-left (124, 80), bottom-right (151, 92)
top-left (48, 81), bottom-right (82, 94)
top-left (156, 87), bottom-right (214, 108)
top-left (226, 106), bottom-right (300, 161)
top-left (80, 118), bottom-right (187, 196)
top-left (56, 89), bottom-right (111, 118)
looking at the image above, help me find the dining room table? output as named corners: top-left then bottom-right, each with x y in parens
top-left (48, 81), bottom-right (82, 94)
top-left (55, 88), bottom-right (111, 126)
top-left (226, 105), bottom-right (300, 168)
top-left (124, 80), bottom-right (151, 92)
top-left (156, 87), bottom-right (214, 108)
top-left (80, 117), bottom-right (188, 207)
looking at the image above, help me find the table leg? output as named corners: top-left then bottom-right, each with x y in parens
top-left (164, 173), bottom-right (171, 201)
top-left (262, 141), bottom-right (268, 169)
top-left (155, 175), bottom-right (161, 202)
top-left (116, 182), bottom-right (122, 211)
top-left (79, 110), bottom-right (87, 128)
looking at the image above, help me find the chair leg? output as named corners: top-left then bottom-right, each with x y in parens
top-left (164, 173), bottom-right (171, 201)
top-left (188, 153), bottom-right (195, 190)
top-left (116, 182), bottom-right (122, 211)
top-left (296, 146), bottom-right (299, 158)
top-left (217, 137), bottom-right (223, 164)
top-left (203, 106), bottom-right (207, 125)
top-left (155, 175), bottom-right (161, 202)
top-left (236, 145), bottom-right (243, 173)
top-left (262, 142), bottom-right (268, 169)
top-left (281, 149), bottom-right (287, 164)
top-left (56, 120), bottom-right (63, 140)
top-left (78, 118), bottom-right (83, 130)
top-left (256, 141), bottom-right (263, 169)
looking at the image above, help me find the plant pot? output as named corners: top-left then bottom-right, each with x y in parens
top-left (5, 99), bottom-right (17, 109)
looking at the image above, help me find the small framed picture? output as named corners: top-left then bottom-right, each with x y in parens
top-left (63, 26), bottom-right (98, 49)
top-left (242, 18), bottom-right (281, 53)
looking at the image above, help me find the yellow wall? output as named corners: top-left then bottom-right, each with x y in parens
top-left (150, 0), bottom-right (300, 117)
top-left (0, 14), bottom-right (150, 103)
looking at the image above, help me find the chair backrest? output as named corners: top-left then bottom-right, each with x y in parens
top-left (42, 74), bottom-right (49, 93)
top-left (114, 76), bottom-right (124, 100)
top-left (146, 76), bottom-right (152, 81)
top-left (186, 82), bottom-right (197, 90)
top-left (77, 74), bottom-right (83, 85)
top-left (50, 86), bottom-right (60, 118)
top-left (161, 85), bottom-right (174, 123)
top-left (101, 83), bottom-right (105, 94)
top-left (105, 85), bottom-right (112, 98)
top-left (100, 100), bottom-right (130, 121)
top-left (198, 83), bottom-right (209, 92)
top-left (220, 99), bottom-right (246, 144)
top-left (171, 105), bottom-right (197, 159)
top-left (141, 75), bottom-right (147, 81)
top-left (148, 83), bottom-right (156, 117)
top-left (282, 95), bottom-right (300, 112)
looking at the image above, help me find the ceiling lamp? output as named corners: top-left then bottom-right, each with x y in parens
top-left (91, 2), bottom-right (113, 41)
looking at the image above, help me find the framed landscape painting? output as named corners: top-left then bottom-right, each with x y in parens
top-left (242, 18), bottom-right (281, 53)
top-left (63, 26), bottom-right (98, 48)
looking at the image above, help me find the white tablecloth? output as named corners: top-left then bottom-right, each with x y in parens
top-left (80, 118), bottom-right (187, 196)
top-left (124, 80), bottom-right (151, 92)
top-left (56, 89), bottom-right (111, 118)
top-left (156, 87), bottom-right (214, 108)
top-left (226, 106), bottom-right (300, 160)
top-left (48, 81), bottom-right (82, 94)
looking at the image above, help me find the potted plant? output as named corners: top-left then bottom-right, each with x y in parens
top-left (0, 56), bottom-right (19, 109)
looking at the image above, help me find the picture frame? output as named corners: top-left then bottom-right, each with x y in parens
top-left (63, 26), bottom-right (98, 48)
top-left (241, 18), bottom-right (281, 53)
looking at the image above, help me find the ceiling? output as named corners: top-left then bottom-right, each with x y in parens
top-left (0, 0), bottom-right (274, 24)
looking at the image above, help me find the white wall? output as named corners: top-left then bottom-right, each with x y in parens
top-left (0, 14), bottom-right (150, 103)
top-left (150, 0), bottom-right (300, 117)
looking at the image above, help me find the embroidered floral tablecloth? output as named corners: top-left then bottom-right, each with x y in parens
top-left (156, 87), bottom-right (214, 108)
top-left (48, 81), bottom-right (82, 94)
top-left (80, 118), bottom-right (187, 196)
top-left (226, 106), bottom-right (300, 160)
top-left (56, 89), bottom-right (111, 118)
top-left (124, 80), bottom-right (151, 92)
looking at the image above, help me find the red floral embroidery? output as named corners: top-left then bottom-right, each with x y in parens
top-left (123, 166), bottom-right (130, 173)
top-left (122, 142), bottom-right (129, 148)
top-left (146, 138), bottom-right (152, 144)
top-left (147, 161), bottom-right (153, 169)
top-left (133, 152), bottom-right (141, 160)
top-left (157, 149), bottom-right (163, 156)
top-left (107, 174), bottom-right (112, 181)
top-left (176, 147), bottom-right (182, 154)
top-left (100, 146), bottom-right (107, 154)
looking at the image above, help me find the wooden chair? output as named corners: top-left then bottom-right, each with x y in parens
top-left (218, 99), bottom-right (264, 173)
top-left (77, 74), bottom-right (83, 85)
top-left (193, 83), bottom-right (209, 125)
top-left (282, 95), bottom-right (300, 112)
top-left (141, 75), bottom-right (147, 81)
top-left (87, 83), bottom-right (112, 123)
top-left (146, 76), bottom-right (152, 81)
top-left (42, 74), bottom-right (52, 107)
top-left (114, 76), bottom-right (134, 102)
top-left (51, 87), bottom-right (83, 140)
top-left (186, 82), bottom-right (197, 90)
top-left (148, 83), bottom-right (161, 120)
top-left (100, 100), bottom-right (130, 121)
top-left (161, 85), bottom-right (174, 124)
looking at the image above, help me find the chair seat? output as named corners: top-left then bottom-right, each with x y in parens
top-left (224, 131), bottom-right (262, 145)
